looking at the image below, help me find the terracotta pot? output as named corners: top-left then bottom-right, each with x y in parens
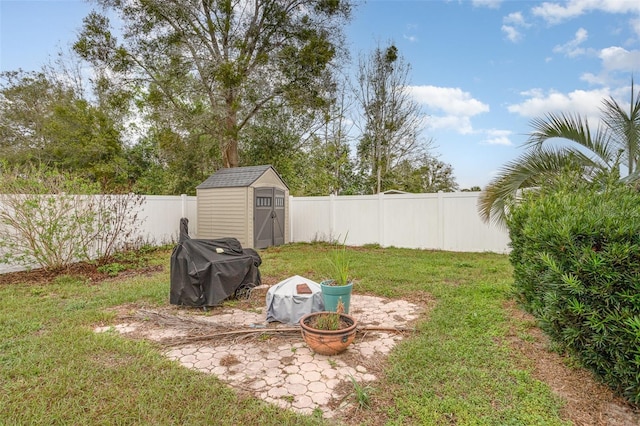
top-left (299, 312), bottom-right (357, 355)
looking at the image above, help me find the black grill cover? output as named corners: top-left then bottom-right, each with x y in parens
top-left (170, 219), bottom-right (261, 307)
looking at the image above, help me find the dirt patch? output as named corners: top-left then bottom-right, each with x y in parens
top-left (0, 261), bottom-right (162, 286)
top-left (0, 261), bottom-right (109, 285)
top-left (504, 300), bottom-right (640, 426)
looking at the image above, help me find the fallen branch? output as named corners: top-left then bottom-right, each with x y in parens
top-left (161, 325), bottom-right (415, 346)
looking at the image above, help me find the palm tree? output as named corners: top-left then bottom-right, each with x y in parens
top-left (479, 79), bottom-right (640, 226)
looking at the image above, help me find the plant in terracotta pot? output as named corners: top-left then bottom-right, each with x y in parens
top-left (299, 301), bottom-right (357, 355)
top-left (320, 234), bottom-right (354, 313)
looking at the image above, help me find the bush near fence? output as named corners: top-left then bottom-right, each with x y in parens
top-left (508, 180), bottom-right (640, 404)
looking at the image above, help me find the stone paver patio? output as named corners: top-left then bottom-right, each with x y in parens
top-left (95, 292), bottom-right (425, 419)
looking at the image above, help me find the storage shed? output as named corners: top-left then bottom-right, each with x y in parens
top-left (196, 165), bottom-right (289, 249)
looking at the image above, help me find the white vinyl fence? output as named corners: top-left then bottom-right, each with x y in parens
top-left (0, 191), bottom-right (509, 274)
top-left (289, 192), bottom-right (510, 253)
top-left (138, 194), bottom-right (198, 243)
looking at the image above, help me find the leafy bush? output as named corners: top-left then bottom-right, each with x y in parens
top-left (0, 164), bottom-right (145, 270)
top-left (507, 178), bottom-right (640, 404)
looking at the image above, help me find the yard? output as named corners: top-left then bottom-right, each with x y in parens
top-left (1, 243), bottom-right (637, 425)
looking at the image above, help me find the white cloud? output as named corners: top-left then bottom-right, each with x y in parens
top-left (507, 87), bottom-right (612, 125)
top-left (532, 0), bottom-right (640, 25)
top-left (577, 46), bottom-right (640, 85)
top-left (504, 12), bottom-right (527, 26)
top-left (428, 115), bottom-right (475, 134)
top-left (472, 0), bottom-right (502, 9)
top-left (403, 23), bottom-right (418, 43)
top-left (580, 72), bottom-right (607, 85)
top-left (501, 12), bottom-right (530, 43)
top-left (552, 27), bottom-right (589, 57)
top-left (482, 129), bottom-right (513, 146)
top-left (409, 85), bottom-right (490, 116)
top-left (502, 25), bottom-right (522, 42)
top-left (407, 85), bottom-right (489, 134)
top-left (599, 46), bottom-right (640, 71)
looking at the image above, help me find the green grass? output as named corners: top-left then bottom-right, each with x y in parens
top-left (0, 243), bottom-right (569, 425)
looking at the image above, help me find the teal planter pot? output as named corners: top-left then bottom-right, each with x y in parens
top-left (320, 280), bottom-right (353, 313)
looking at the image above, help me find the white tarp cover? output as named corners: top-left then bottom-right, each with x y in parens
top-left (266, 275), bottom-right (325, 325)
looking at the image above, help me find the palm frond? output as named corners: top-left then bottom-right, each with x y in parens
top-left (526, 112), bottom-right (615, 165)
top-left (478, 148), bottom-right (585, 227)
top-left (601, 80), bottom-right (640, 175)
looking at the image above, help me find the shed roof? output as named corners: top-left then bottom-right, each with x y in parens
top-left (197, 165), bottom-right (287, 189)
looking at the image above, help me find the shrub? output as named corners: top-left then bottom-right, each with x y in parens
top-left (0, 164), bottom-right (145, 270)
top-left (507, 178), bottom-right (640, 404)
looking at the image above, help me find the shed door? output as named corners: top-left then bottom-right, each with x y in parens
top-left (254, 187), bottom-right (285, 249)
top-left (273, 189), bottom-right (285, 246)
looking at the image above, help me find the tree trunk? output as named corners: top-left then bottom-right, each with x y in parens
top-left (223, 91), bottom-right (239, 168)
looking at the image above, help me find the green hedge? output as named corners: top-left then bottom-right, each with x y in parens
top-left (507, 181), bottom-right (640, 404)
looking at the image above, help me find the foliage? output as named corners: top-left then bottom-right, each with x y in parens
top-left (295, 87), bottom-right (361, 196)
top-left (0, 165), bottom-right (145, 270)
top-left (356, 43), bottom-right (429, 194)
top-left (325, 234), bottom-right (350, 285)
top-left (75, 0), bottom-right (352, 169)
top-left (480, 79), bottom-right (640, 226)
top-left (390, 154), bottom-right (459, 193)
top-left (461, 185), bottom-right (482, 192)
top-left (0, 70), bottom-right (129, 191)
top-left (241, 103), bottom-right (311, 194)
top-left (298, 133), bottom-right (361, 195)
top-left (507, 177), bottom-right (640, 403)
top-left (307, 312), bottom-right (342, 331)
top-left (307, 300), bottom-right (347, 331)
top-left (127, 128), bottom-right (218, 196)
top-left (349, 375), bottom-right (373, 410)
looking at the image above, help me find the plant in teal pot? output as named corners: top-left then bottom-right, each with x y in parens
top-left (320, 234), bottom-right (353, 313)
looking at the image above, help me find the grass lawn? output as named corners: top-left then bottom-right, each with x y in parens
top-left (0, 243), bottom-right (569, 425)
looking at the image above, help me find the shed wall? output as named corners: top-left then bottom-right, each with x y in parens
top-left (197, 187), bottom-right (250, 247)
top-left (252, 168), bottom-right (287, 188)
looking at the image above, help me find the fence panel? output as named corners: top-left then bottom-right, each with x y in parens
top-left (290, 192), bottom-right (510, 253)
top-left (139, 195), bottom-right (198, 244)
top-left (441, 193), bottom-right (510, 252)
top-left (383, 193), bottom-right (441, 249)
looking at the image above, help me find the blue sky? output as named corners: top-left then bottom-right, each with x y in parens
top-left (2, 0), bottom-right (640, 189)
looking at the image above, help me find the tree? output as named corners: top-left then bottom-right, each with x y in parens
top-left (302, 86), bottom-right (359, 195)
top-left (461, 186), bottom-right (482, 192)
top-left (0, 70), bottom-right (128, 190)
top-left (355, 43), bottom-right (425, 194)
top-left (479, 80), bottom-right (640, 226)
top-left (390, 154), bottom-right (458, 193)
top-left (74, 0), bottom-right (352, 169)
top-left (241, 102), bottom-right (310, 193)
